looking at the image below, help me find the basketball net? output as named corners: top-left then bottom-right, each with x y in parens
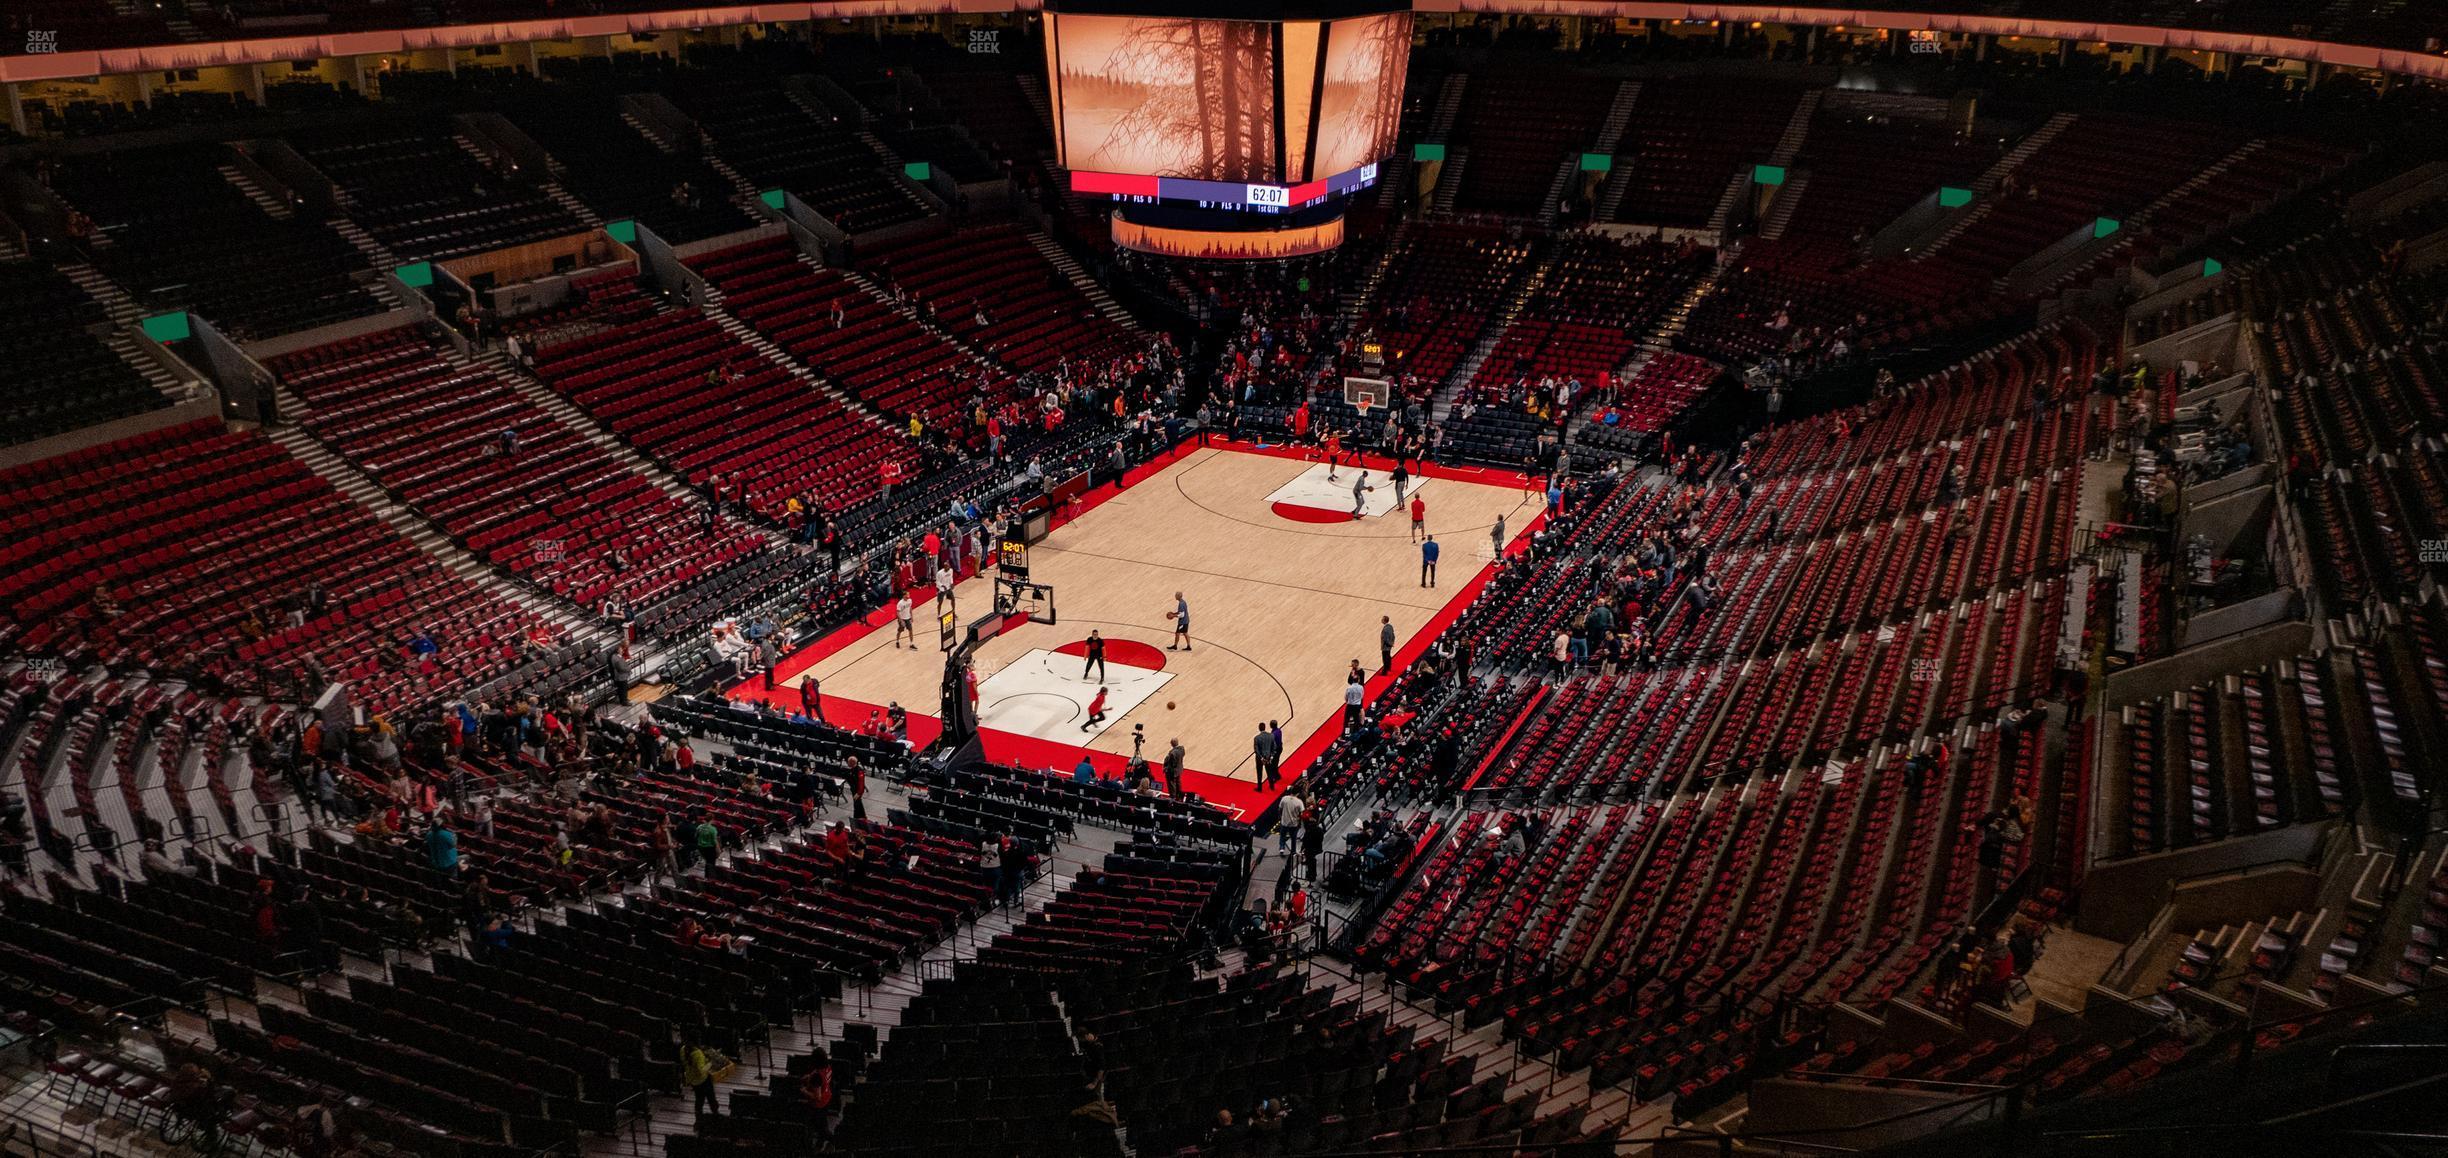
top-left (1354, 399), bottom-right (1373, 422)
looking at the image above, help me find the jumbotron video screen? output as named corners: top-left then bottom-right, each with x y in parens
top-left (1045, 10), bottom-right (1410, 191)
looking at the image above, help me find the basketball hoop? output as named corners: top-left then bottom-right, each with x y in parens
top-left (1343, 376), bottom-right (1387, 420)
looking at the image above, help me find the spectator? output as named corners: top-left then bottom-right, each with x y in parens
top-left (682, 1038), bottom-right (729, 1117)
top-left (425, 817), bottom-right (459, 877)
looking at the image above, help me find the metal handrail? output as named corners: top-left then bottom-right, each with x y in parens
top-left (1663, 971), bottom-right (2448, 1154)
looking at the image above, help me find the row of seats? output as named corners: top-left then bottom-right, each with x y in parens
top-left (687, 235), bottom-right (1012, 427)
top-left (1353, 224), bottom-right (1535, 388)
top-left (864, 224), bottom-right (1142, 373)
top-left (270, 323), bottom-right (768, 614)
top-left (662, 67), bottom-right (932, 234)
top-left (1606, 78), bottom-right (1811, 228)
top-left (1452, 70), bottom-right (1622, 215)
top-left (0, 421), bottom-right (551, 716)
top-left (521, 279), bottom-right (921, 517)
top-left (44, 141), bottom-right (385, 342)
top-left (286, 120), bottom-right (588, 263)
top-left (0, 259), bottom-right (166, 447)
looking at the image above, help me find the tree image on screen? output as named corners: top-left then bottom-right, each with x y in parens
top-left (1314, 13), bottom-right (1411, 178)
top-left (1057, 15), bottom-right (1278, 182)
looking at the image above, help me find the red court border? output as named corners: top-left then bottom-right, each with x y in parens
top-left (725, 438), bottom-right (1547, 821)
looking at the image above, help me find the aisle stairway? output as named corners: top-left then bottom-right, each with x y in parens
top-left (1919, 112), bottom-right (2078, 257)
top-left (260, 422), bottom-right (608, 646)
top-left (1025, 230), bottom-right (1137, 329)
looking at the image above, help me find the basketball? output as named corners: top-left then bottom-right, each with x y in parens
top-left (1165, 611), bottom-right (1177, 621)
top-left (1166, 701), bottom-right (1176, 710)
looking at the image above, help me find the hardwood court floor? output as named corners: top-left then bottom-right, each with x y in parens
top-left (779, 446), bottom-right (1538, 792)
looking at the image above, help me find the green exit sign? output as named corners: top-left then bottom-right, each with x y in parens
top-left (1752, 164), bottom-right (1786, 186)
top-left (604, 218), bottom-right (638, 244)
top-left (1581, 153), bottom-right (1614, 173)
top-left (1938, 186), bottom-right (1973, 208)
top-left (2093, 216), bottom-right (2122, 239)
top-left (141, 311), bottom-right (190, 342)
top-left (902, 161), bottom-right (932, 182)
top-left (1412, 143), bottom-right (1445, 163)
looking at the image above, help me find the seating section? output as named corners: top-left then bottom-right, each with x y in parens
top-left (1606, 352), bottom-right (1725, 434)
top-left (508, 94), bottom-right (758, 244)
top-left (1466, 235), bottom-right (1713, 397)
top-left (268, 323), bottom-right (765, 613)
top-left (2247, 233), bottom-right (2448, 610)
top-left (1774, 106), bottom-right (1996, 243)
top-left (1918, 115), bottom-right (2243, 285)
top-left (1452, 71), bottom-right (1620, 215)
top-left (1078, 962), bottom-right (1564, 1156)
top-left (687, 235), bottom-right (1013, 426)
top-left (1336, 322), bottom-right (2107, 1115)
top-left (289, 121), bottom-right (587, 262)
top-left (0, 259), bottom-right (166, 446)
top-left (0, 421), bottom-right (551, 716)
top-left (1355, 224), bottom-right (1535, 388)
top-left (867, 225), bottom-right (1141, 373)
top-left (2104, 656), bottom-right (2365, 858)
top-left (915, 64), bottom-right (1053, 169)
top-left (813, 46), bottom-right (1004, 183)
top-left (45, 142), bottom-right (386, 341)
top-left (771, 853), bottom-right (1233, 1154)
top-left (1683, 114), bottom-right (2328, 366)
top-left (519, 278), bottom-right (921, 516)
top-left (662, 73), bottom-right (933, 233)
top-left (1606, 79), bottom-right (1811, 228)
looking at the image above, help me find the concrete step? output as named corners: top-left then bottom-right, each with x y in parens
top-left (833, 262), bottom-right (1006, 380)
top-left (1025, 230), bottom-right (1138, 330)
top-left (541, 181), bottom-right (602, 228)
top-left (57, 261), bottom-right (144, 324)
top-left (456, 346), bottom-right (707, 505)
top-left (696, 299), bottom-right (912, 440)
top-left (1767, 89), bottom-right (1824, 167)
top-left (218, 162), bottom-right (294, 220)
top-left (620, 110), bottom-right (678, 155)
top-left (1426, 73), bottom-right (1470, 141)
top-left (1431, 149), bottom-right (1468, 215)
top-left (328, 216), bottom-right (401, 274)
top-left (1918, 112), bottom-right (2077, 258)
top-left (1758, 171), bottom-right (1811, 240)
top-left (261, 421), bottom-right (607, 643)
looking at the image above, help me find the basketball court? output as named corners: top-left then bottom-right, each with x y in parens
top-left (728, 440), bottom-right (1541, 819)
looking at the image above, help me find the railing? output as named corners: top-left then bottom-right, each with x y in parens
top-left (1666, 973), bottom-right (2448, 1156)
top-left (2092, 851), bottom-right (2325, 988)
